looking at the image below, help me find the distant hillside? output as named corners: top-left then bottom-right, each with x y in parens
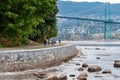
top-left (56, 1), bottom-right (120, 40)
top-left (57, 1), bottom-right (120, 15)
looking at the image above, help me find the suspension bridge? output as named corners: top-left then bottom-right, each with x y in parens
top-left (57, 2), bottom-right (120, 40)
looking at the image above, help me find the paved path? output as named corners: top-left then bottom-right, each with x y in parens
top-left (0, 43), bottom-right (62, 51)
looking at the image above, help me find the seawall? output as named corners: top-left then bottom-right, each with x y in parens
top-left (0, 44), bottom-right (78, 72)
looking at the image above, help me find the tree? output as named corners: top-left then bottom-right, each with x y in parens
top-left (0, 0), bottom-right (58, 46)
top-left (29, 0), bottom-right (58, 42)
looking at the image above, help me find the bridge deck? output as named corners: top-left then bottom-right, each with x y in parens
top-left (57, 16), bottom-right (120, 24)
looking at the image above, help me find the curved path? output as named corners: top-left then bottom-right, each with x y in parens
top-left (0, 43), bottom-right (78, 79)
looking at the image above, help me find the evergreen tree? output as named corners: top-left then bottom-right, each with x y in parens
top-left (0, 0), bottom-right (58, 46)
top-left (29, 0), bottom-right (58, 42)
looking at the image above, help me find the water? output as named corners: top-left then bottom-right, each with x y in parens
top-left (1, 43), bottom-right (120, 80)
top-left (49, 46), bottom-right (120, 80)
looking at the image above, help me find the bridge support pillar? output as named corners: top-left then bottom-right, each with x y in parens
top-left (104, 23), bottom-right (107, 40)
top-left (104, 2), bottom-right (112, 40)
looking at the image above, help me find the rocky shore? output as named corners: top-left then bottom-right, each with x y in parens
top-left (0, 43), bottom-right (120, 80)
top-left (0, 44), bottom-right (78, 72)
top-left (31, 46), bottom-right (120, 80)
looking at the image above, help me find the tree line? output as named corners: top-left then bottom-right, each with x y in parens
top-left (0, 0), bottom-right (58, 46)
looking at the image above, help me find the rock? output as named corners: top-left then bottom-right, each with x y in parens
top-left (79, 60), bottom-right (83, 61)
top-left (78, 67), bottom-right (84, 71)
top-left (78, 76), bottom-right (87, 80)
top-left (96, 57), bottom-right (100, 59)
top-left (77, 72), bottom-right (88, 78)
top-left (102, 48), bottom-right (105, 50)
top-left (94, 74), bottom-right (103, 77)
top-left (83, 57), bottom-right (87, 59)
top-left (76, 63), bottom-right (80, 65)
top-left (77, 56), bottom-right (80, 58)
top-left (59, 74), bottom-right (67, 80)
top-left (82, 63), bottom-right (89, 68)
top-left (77, 72), bottom-right (88, 80)
top-left (102, 69), bottom-right (111, 74)
top-left (33, 72), bottom-right (46, 78)
top-left (88, 65), bottom-right (102, 72)
top-left (114, 60), bottom-right (120, 67)
top-left (95, 48), bottom-right (101, 50)
top-left (115, 60), bottom-right (120, 63)
top-left (69, 74), bottom-right (75, 77)
top-left (45, 73), bottom-right (59, 80)
top-left (45, 76), bottom-right (59, 80)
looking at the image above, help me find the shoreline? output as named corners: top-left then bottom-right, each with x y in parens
top-left (0, 41), bottom-right (120, 79)
top-left (0, 44), bottom-right (78, 72)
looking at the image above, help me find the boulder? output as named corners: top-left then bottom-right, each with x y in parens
top-left (59, 74), bottom-right (67, 80)
top-left (95, 48), bottom-right (101, 50)
top-left (44, 73), bottom-right (59, 80)
top-left (76, 63), bottom-right (80, 65)
top-left (69, 74), bottom-right (75, 77)
top-left (115, 60), bottom-right (120, 63)
top-left (78, 67), bottom-right (84, 71)
top-left (102, 69), bottom-right (111, 74)
top-left (88, 65), bottom-right (102, 72)
top-left (77, 72), bottom-right (88, 78)
top-left (45, 76), bottom-right (59, 80)
top-left (78, 76), bottom-right (87, 80)
top-left (114, 60), bottom-right (120, 67)
top-left (96, 57), bottom-right (100, 59)
top-left (33, 72), bottom-right (46, 78)
top-left (82, 63), bottom-right (89, 68)
top-left (77, 72), bottom-right (88, 80)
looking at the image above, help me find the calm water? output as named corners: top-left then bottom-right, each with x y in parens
top-left (47, 46), bottom-right (120, 80)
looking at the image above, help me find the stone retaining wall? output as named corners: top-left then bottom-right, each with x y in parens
top-left (0, 44), bottom-right (78, 72)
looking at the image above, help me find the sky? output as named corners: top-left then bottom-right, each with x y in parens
top-left (62, 0), bottom-right (120, 4)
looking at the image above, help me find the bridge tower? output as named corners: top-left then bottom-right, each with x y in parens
top-left (104, 2), bottom-right (112, 40)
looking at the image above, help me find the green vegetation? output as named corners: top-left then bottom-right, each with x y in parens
top-left (0, 0), bottom-right (58, 47)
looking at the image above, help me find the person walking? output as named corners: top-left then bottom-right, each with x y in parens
top-left (59, 39), bottom-right (61, 44)
top-left (43, 39), bottom-right (47, 46)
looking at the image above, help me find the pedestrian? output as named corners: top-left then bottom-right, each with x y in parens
top-left (59, 39), bottom-right (61, 44)
top-left (43, 39), bottom-right (47, 46)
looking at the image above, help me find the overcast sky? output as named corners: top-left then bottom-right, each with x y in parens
top-left (62, 0), bottom-right (120, 3)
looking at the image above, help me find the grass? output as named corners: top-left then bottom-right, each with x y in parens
top-left (0, 42), bottom-right (65, 50)
top-left (0, 44), bottom-right (5, 48)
